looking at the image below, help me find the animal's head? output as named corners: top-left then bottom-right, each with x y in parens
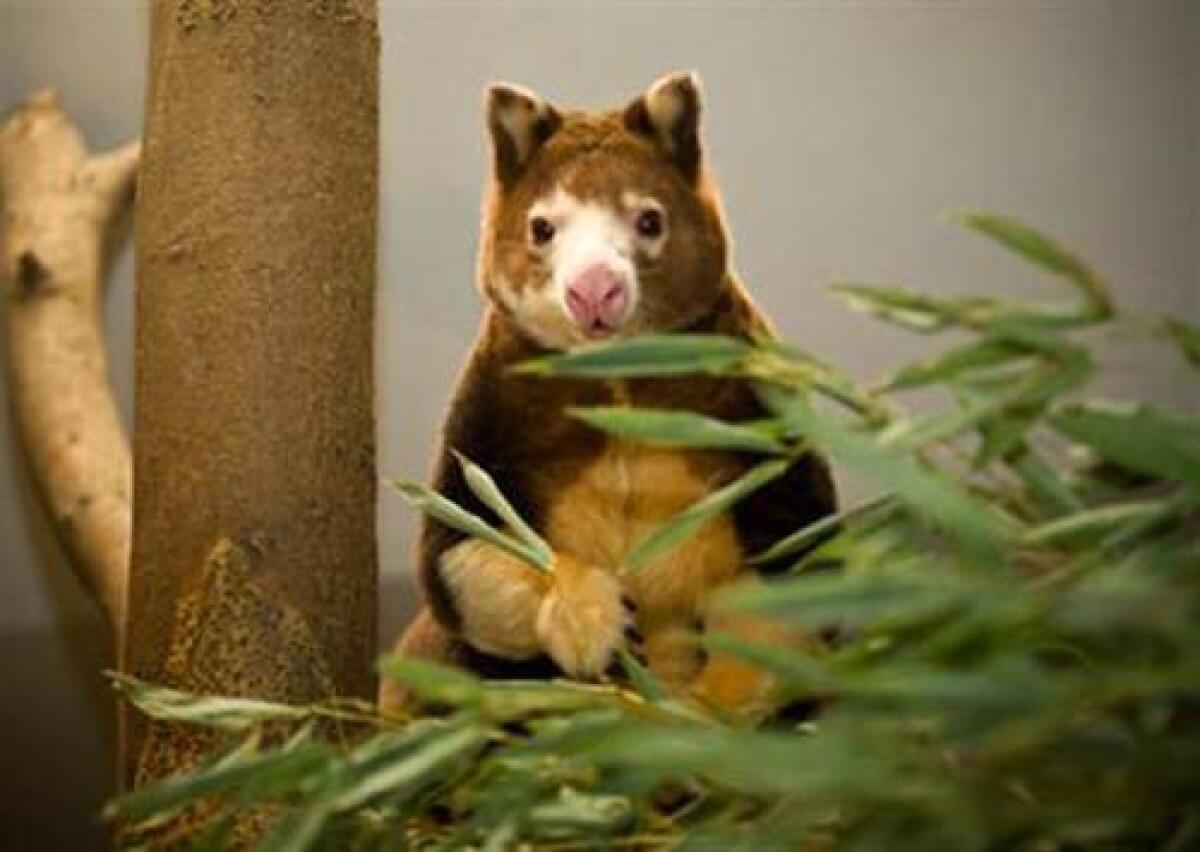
top-left (477, 72), bottom-right (730, 350)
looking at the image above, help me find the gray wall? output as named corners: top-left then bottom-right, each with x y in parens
top-left (0, 1), bottom-right (1197, 845)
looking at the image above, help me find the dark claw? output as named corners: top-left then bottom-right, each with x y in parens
top-left (603, 655), bottom-right (625, 680)
top-left (624, 623), bottom-right (644, 645)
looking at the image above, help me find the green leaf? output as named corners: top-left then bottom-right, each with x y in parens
top-left (975, 414), bottom-right (1038, 468)
top-left (1164, 319), bottom-right (1200, 369)
top-left (479, 681), bottom-right (629, 719)
top-left (955, 212), bottom-right (1114, 318)
top-left (616, 649), bottom-right (671, 702)
top-left (377, 656), bottom-right (484, 707)
top-left (110, 672), bottom-right (312, 730)
top-left (727, 571), bottom-right (970, 630)
top-left (329, 723), bottom-right (488, 812)
top-left (749, 495), bottom-right (894, 566)
top-left (527, 788), bottom-right (633, 833)
top-left (481, 820), bottom-right (519, 852)
top-left (108, 740), bottom-right (332, 822)
top-left (107, 735), bottom-right (261, 827)
top-left (1052, 402), bottom-right (1200, 487)
top-left (387, 478), bottom-right (550, 572)
top-left (886, 337), bottom-right (1028, 390)
top-left (570, 723), bottom-right (902, 798)
top-left (515, 334), bottom-right (751, 377)
top-left (452, 450), bottom-right (552, 568)
top-left (622, 458), bottom-right (791, 573)
top-left (1004, 348), bottom-right (1093, 410)
top-left (702, 632), bottom-right (830, 692)
top-left (570, 406), bottom-right (787, 453)
top-left (255, 805), bottom-right (331, 852)
top-left (769, 392), bottom-right (1014, 562)
top-left (751, 340), bottom-right (892, 425)
top-left (832, 283), bottom-right (994, 332)
top-left (835, 282), bottom-right (1103, 336)
top-left (838, 658), bottom-right (1062, 736)
top-left (1023, 499), bottom-right (1175, 547)
top-left (1008, 448), bottom-right (1086, 513)
top-left (877, 397), bottom-right (1002, 451)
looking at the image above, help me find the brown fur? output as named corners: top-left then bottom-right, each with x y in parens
top-left (385, 74), bottom-right (836, 717)
top-left (480, 93), bottom-right (729, 345)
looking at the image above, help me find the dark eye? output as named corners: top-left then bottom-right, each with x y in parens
top-left (529, 216), bottom-right (555, 246)
top-left (635, 208), bottom-right (664, 239)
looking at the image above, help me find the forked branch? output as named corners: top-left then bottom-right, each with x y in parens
top-left (0, 89), bottom-right (136, 638)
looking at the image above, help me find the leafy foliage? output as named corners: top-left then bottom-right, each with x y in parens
top-left (389, 451), bottom-right (552, 573)
top-left (110, 216), bottom-right (1200, 851)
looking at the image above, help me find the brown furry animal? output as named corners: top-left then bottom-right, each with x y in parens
top-left (383, 72), bottom-right (836, 718)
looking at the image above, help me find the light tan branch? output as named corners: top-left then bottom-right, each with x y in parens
top-left (1, 89), bottom-right (136, 638)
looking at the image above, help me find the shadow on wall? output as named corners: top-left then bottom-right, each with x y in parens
top-left (0, 428), bottom-right (111, 848)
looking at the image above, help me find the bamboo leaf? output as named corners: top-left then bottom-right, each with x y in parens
top-left (702, 632), bottom-right (830, 691)
top-left (255, 805), bottom-right (331, 852)
top-left (974, 410), bottom-right (1038, 468)
top-left (110, 672), bottom-right (312, 730)
top-left (452, 450), bottom-right (552, 568)
top-left (515, 334), bottom-right (751, 377)
top-left (727, 571), bottom-right (969, 629)
top-left (1008, 448), bottom-right (1086, 513)
top-left (837, 658), bottom-right (1062, 735)
top-left (770, 393), bottom-right (1014, 562)
top-left (329, 724), bottom-right (488, 812)
top-left (481, 821), bottom-right (519, 852)
top-left (886, 337), bottom-right (1028, 390)
top-left (835, 282), bottom-right (1102, 335)
top-left (749, 495), bottom-right (894, 566)
top-left (955, 212), bottom-right (1114, 318)
top-left (570, 406), bottom-right (787, 454)
top-left (1023, 499), bottom-right (1174, 547)
top-left (1004, 349), bottom-right (1093, 410)
top-left (387, 478), bottom-right (550, 572)
top-left (877, 397), bottom-right (1001, 451)
top-left (528, 788), bottom-right (632, 833)
top-left (617, 649), bottom-right (671, 702)
top-left (1052, 402), bottom-right (1200, 487)
top-left (107, 735), bottom-right (261, 825)
top-left (832, 283), bottom-right (991, 332)
top-left (108, 741), bottom-right (332, 822)
top-left (622, 458), bottom-right (791, 573)
top-left (479, 681), bottom-right (629, 719)
top-left (377, 656), bottom-right (485, 708)
top-left (1164, 319), bottom-right (1200, 369)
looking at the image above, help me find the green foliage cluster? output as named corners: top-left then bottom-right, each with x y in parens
top-left (110, 215), bottom-right (1200, 851)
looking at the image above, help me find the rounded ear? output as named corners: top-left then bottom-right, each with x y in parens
top-left (623, 71), bottom-right (703, 181)
top-left (485, 82), bottom-right (562, 187)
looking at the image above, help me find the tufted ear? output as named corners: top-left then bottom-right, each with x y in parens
top-left (623, 71), bottom-right (703, 181)
top-left (485, 82), bottom-right (562, 187)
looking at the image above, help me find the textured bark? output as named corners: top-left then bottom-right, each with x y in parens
top-left (0, 90), bottom-right (137, 639)
top-left (124, 0), bottom-right (380, 793)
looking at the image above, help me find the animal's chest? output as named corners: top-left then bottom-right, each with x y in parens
top-left (542, 440), bottom-right (744, 617)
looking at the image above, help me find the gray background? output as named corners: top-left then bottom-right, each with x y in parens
top-left (1, 1), bottom-right (1197, 847)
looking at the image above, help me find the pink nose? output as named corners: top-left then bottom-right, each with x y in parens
top-left (565, 264), bottom-right (629, 334)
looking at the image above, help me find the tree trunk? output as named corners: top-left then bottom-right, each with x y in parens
top-left (123, 0), bottom-right (380, 804)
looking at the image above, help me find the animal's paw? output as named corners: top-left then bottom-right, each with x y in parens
top-left (535, 555), bottom-right (628, 680)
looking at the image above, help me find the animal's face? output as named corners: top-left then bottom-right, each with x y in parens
top-left (478, 73), bottom-right (730, 350)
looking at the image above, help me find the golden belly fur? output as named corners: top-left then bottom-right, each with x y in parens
top-left (546, 439), bottom-right (744, 686)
